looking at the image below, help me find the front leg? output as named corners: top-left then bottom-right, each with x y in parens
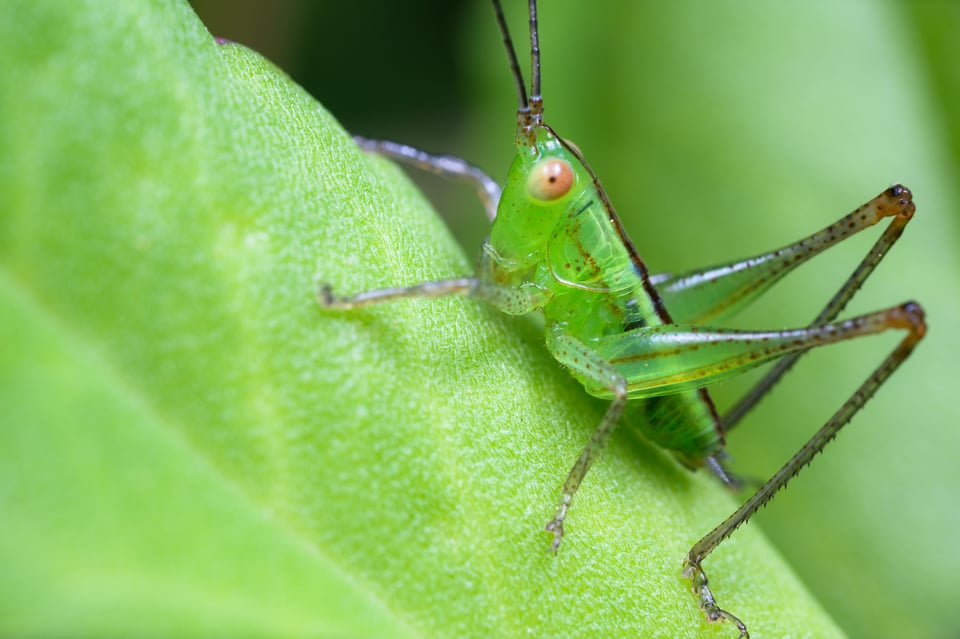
top-left (318, 277), bottom-right (544, 316)
top-left (319, 278), bottom-right (477, 309)
top-left (353, 136), bottom-right (502, 222)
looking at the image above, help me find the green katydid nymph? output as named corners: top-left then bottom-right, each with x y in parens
top-left (318, 1), bottom-right (925, 635)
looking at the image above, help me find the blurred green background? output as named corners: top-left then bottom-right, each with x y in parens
top-left (191, 2), bottom-right (960, 637)
top-left (2, 0), bottom-right (956, 637)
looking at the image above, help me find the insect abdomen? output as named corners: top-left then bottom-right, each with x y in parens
top-left (626, 391), bottom-right (724, 467)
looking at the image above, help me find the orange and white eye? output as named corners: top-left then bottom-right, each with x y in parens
top-left (526, 158), bottom-right (575, 202)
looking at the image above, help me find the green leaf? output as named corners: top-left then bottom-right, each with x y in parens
top-left (0, 1), bottom-right (852, 637)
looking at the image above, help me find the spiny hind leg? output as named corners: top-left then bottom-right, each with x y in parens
top-left (721, 187), bottom-right (916, 432)
top-left (543, 302), bottom-right (920, 554)
top-left (683, 302), bottom-right (925, 637)
top-left (654, 185), bottom-right (915, 325)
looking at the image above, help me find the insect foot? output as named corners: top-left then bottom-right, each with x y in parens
top-left (316, 284), bottom-right (340, 309)
top-left (681, 556), bottom-right (749, 638)
top-left (545, 498), bottom-right (572, 554)
top-left (316, 284), bottom-right (355, 311)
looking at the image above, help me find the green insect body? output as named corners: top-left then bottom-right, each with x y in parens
top-left (483, 125), bottom-right (726, 470)
top-left (321, 1), bottom-right (926, 636)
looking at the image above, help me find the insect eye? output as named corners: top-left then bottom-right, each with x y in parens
top-left (526, 158), bottom-right (575, 202)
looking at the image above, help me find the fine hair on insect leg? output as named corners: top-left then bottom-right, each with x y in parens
top-left (317, 1), bottom-right (926, 636)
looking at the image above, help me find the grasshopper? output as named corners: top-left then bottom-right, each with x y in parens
top-left (319, 1), bottom-right (925, 635)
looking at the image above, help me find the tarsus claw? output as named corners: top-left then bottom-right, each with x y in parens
top-left (682, 557), bottom-right (750, 638)
top-left (545, 517), bottom-right (564, 554)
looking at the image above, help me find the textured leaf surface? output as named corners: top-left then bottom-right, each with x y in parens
top-left (0, 1), bottom-right (895, 638)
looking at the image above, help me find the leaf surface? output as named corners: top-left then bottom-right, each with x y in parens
top-left (0, 1), bottom-right (853, 638)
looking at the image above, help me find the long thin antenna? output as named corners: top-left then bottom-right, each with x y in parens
top-left (528, 0), bottom-right (541, 103)
top-left (492, 0), bottom-right (529, 112)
